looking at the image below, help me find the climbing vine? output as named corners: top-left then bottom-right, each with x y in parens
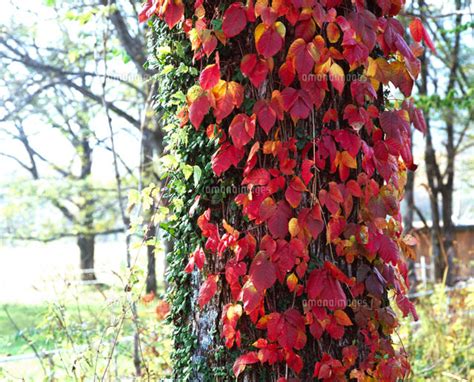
top-left (142, 0), bottom-right (433, 380)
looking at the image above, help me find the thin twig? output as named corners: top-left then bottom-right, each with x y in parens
top-left (99, 1), bottom-right (142, 377)
top-left (3, 307), bottom-right (49, 377)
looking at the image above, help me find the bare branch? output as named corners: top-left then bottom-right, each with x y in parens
top-left (2, 228), bottom-right (125, 243)
top-left (0, 152), bottom-right (35, 175)
top-left (99, 0), bottom-right (150, 76)
top-left (404, 10), bottom-right (474, 19)
top-left (64, 79), bottom-right (141, 128)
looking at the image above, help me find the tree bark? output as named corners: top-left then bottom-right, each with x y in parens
top-left (78, 234), bottom-right (96, 281)
top-left (145, 224), bottom-right (157, 294)
top-left (417, 19), bottom-right (444, 282)
top-left (141, 109), bottom-right (164, 294)
top-left (418, 0), bottom-right (462, 285)
top-left (439, 0), bottom-right (462, 286)
top-left (403, 164), bottom-right (418, 293)
top-left (156, 1), bottom-right (419, 380)
top-left (78, 100), bottom-right (96, 281)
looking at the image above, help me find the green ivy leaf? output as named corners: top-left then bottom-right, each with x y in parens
top-left (193, 166), bottom-right (202, 186)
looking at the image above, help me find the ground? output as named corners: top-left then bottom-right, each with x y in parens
top-left (0, 240), bottom-right (471, 381)
top-left (0, 239), bottom-right (171, 380)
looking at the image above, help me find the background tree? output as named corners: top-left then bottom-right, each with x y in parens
top-left (408, 0), bottom-right (473, 285)
top-left (0, 83), bottom-right (126, 279)
top-left (0, 0), bottom-right (165, 287)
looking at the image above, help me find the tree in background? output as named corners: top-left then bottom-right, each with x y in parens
top-left (146, 0), bottom-right (431, 380)
top-left (0, 86), bottom-right (125, 279)
top-left (408, 0), bottom-right (473, 285)
top-left (0, 0), bottom-right (165, 287)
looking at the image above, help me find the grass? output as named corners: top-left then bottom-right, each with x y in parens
top-left (0, 285), bottom-right (125, 357)
top-left (0, 284), bottom-right (173, 380)
top-left (398, 282), bottom-right (474, 381)
top-left (0, 303), bottom-right (50, 356)
top-left (2, 267), bottom-right (470, 381)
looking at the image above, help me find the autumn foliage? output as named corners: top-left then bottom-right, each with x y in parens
top-left (140, 0), bottom-right (432, 380)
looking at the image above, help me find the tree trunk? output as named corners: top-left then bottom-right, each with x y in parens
top-left (418, 0), bottom-right (462, 285)
top-left (419, 47), bottom-right (445, 283)
top-left (141, 108), bottom-right (166, 294)
top-left (403, 166), bottom-right (418, 293)
top-left (440, 0), bottom-right (462, 286)
top-left (441, 186), bottom-right (456, 285)
top-left (145, 224), bottom-right (157, 294)
top-left (78, 234), bottom-right (96, 281)
top-left (153, 1), bottom-right (419, 380)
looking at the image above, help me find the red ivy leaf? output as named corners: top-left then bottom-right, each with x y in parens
top-left (189, 94), bottom-right (210, 129)
top-left (242, 168), bottom-right (271, 187)
top-left (327, 215), bottom-right (346, 242)
top-left (409, 18), bottom-right (423, 42)
top-left (285, 176), bottom-right (306, 208)
top-left (222, 3), bottom-right (248, 38)
top-left (326, 320), bottom-right (345, 340)
top-left (282, 309), bottom-right (307, 350)
top-left (138, 0), bottom-right (155, 23)
top-left (233, 351), bottom-right (259, 378)
top-left (241, 280), bottom-right (263, 315)
top-left (347, 9), bottom-right (377, 52)
top-left (259, 197), bottom-right (277, 221)
top-left (255, 22), bottom-right (286, 58)
top-left (327, 22), bottom-right (341, 43)
top-left (413, 107), bottom-right (427, 134)
top-left (368, 233), bottom-right (400, 265)
top-left (324, 261), bottom-right (355, 285)
top-left (409, 17), bottom-right (436, 53)
top-left (241, 54), bottom-right (269, 88)
top-left (329, 62), bottom-right (345, 95)
top-left (334, 309), bottom-right (352, 326)
top-left (342, 345), bottom-right (358, 367)
top-left (396, 293), bottom-right (419, 321)
top-left (301, 159), bottom-right (314, 185)
top-left (287, 38), bottom-right (318, 75)
top-left (198, 274), bottom-right (219, 308)
top-left (314, 353), bottom-right (344, 379)
top-left (201, 31), bottom-right (218, 57)
top-left (279, 59), bottom-right (296, 87)
top-left (253, 91), bottom-right (284, 134)
top-left (268, 200), bottom-right (292, 239)
top-left (199, 54), bottom-right (220, 90)
top-left (282, 87), bottom-right (312, 120)
top-left (212, 142), bottom-right (245, 176)
top-left (379, 110), bottom-right (410, 142)
top-left (307, 267), bottom-right (347, 310)
top-left (254, 100), bottom-right (276, 134)
top-left (299, 206), bottom-right (324, 240)
top-left (185, 246), bottom-right (206, 273)
top-left (229, 114), bottom-right (256, 149)
top-left (286, 351), bottom-right (304, 374)
top-left (212, 81), bottom-right (244, 122)
top-left (323, 108), bottom-right (338, 123)
top-left (164, 0), bottom-right (184, 29)
top-left (249, 252), bottom-right (277, 291)
top-left (346, 179), bottom-right (362, 197)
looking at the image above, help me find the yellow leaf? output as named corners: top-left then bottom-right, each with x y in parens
top-left (329, 62), bottom-right (345, 95)
top-left (254, 23), bottom-right (265, 44)
top-left (288, 217), bottom-right (300, 237)
top-left (274, 21), bottom-right (286, 38)
top-left (286, 273), bottom-right (298, 292)
top-left (341, 151), bottom-right (357, 169)
top-left (334, 310), bottom-right (352, 326)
